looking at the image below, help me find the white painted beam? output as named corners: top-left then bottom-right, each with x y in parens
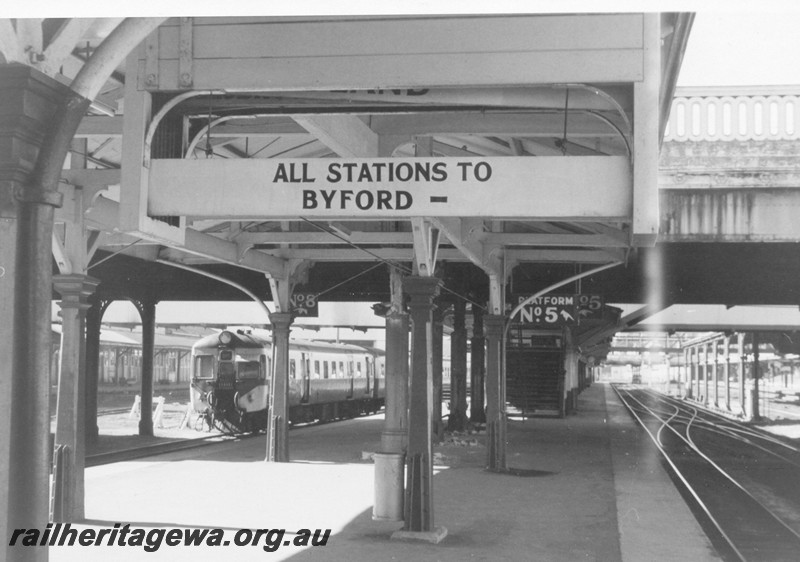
top-left (147, 15), bottom-right (644, 90)
top-left (75, 116), bottom-right (123, 137)
top-left (39, 19), bottom-right (95, 76)
top-left (482, 232), bottom-right (629, 248)
top-left (0, 20), bottom-right (23, 63)
top-left (15, 19), bottom-right (43, 62)
top-left (293, 115), bottom-right (378, 157)
top-left (631, 13), bottom-right (661, 246)
top-left (236, 231), bottom-right (414, 245)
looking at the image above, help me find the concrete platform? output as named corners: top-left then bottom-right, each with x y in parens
top-left (47, 383), bottom-right (720, 561)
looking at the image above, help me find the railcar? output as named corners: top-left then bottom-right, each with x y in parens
top-left (190, 328), bottom-right (385, 433)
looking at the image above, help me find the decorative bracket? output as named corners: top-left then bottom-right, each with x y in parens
top-left (411, 217), bottom-right (440, 277)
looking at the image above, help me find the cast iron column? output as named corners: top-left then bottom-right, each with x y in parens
top-left (3, 66), bottom-right (86, 562)
top-left (267, 312), bottom-right (293, 462)
top-left (752, 332), bottom-right (761, 420)
top-left (381, 309), bottom-right (410, 453)
top-left (403, 275), bottom-right (440, 533)
top-left (447, 300), bottom-right (468, 431)
top-left (470, 306), bottom-right (486, 424)
top-left (484, 314), bottom-right (507, 472)
top-left (135, 299), bottom-right (156, 436)
top-left (84, 299), bottom-right (108, 445)
top-left (713, 339), bottom-right (720, 407)
top-left (703, 343), bottom-right (709, 406)
top-left (431, 305), bottom-right (444, 441)
top-left (738, 333), bottom-right (747, 416)
top-left (724, 335), bottom-right (731, 410)
top-left (52, 274), bottom-right (99, 521)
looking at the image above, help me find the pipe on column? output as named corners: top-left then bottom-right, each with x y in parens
top-left (381, 310), bottom-right (409, 454)
top-left (9, 21), bottom-right (165, 554)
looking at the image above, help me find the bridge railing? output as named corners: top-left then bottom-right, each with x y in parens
top-left (665, 86), bottom-right (800, 142)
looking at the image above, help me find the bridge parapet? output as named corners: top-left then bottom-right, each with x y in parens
top-left (665, 86), bottom-right (800, 143)
top-left (660, 87), bottom-right (800, 241)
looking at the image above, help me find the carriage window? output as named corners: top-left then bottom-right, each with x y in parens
top-left (290, 359), bottom-right (296, 379)
top-left (194, 356), bottom-right (214, 379)
top-left (237, 361), bottom-right (260, 379)
top-left (219, 350), bottom-right (233, 361)
top-left (340, 361), bottom-right (345, 376)
top-left (323, 361), bottom-right (329, 379)
top-left (314, 360), bottom-right (320, 378)
top-left (357, 362), bottom-right (362, 375)
top-left (349, 361), bottom-right (354, 376)
top-left (331, 362), bottom-right (337, 377)
top-left (260, 355), bottom-right (267, 378)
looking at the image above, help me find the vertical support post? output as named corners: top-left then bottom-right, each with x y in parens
top-left (374, 269), bottom-right (408, 522)
top-left (724, 335), bottom-right (731, 411)
top-left (683, 348), bottom-right (690, 398)
top-left (713, 339), bottom-right (719, 407)
top-left (702, 343), bottom-right (709, 406)
top-left (7, 68), bottom-right (87, 562)
top-left (738, 333), bottom-right (747, 417)
top-left (632, 13), bottom-right (661, 246)
top-left (431, 305), bottom-right (444, 441)
top-left (447, 300), bottom-right (468, 431)
top-left (52, 275), bottom-right (99, 521)
top-left (470, 306), bottom-right (486, 423)
top-left (267, 311), bottom-right (293, 462)
top-left (402, 275), bottom-right (441, 535)
top-left (752, 332), bottom-right (761, 420)
top-left (0, 218), bottom-right (16, 557)
top-left (136, 299), bottom-right (156, 436)
top-left (84, 300), bottom-right (104, 445)
top-left (381, 268), bottom-right (409, 453)
top-left (484, 315), bottom-right (506, 472)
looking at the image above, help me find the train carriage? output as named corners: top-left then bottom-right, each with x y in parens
top-left (190, 328), bottom-right (385, 433)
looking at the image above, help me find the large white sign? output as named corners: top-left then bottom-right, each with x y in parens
top-left (148, 156), bottom-right (631, 219)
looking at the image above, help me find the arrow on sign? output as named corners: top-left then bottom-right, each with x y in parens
top-left (560, 309), bottom-right (574, 322)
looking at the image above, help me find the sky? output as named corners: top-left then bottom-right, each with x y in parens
top-left (678, 11), bottom-right (800, 87)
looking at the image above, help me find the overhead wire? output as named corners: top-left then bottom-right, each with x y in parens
top-left (299, 217), bottom-right (486, 310)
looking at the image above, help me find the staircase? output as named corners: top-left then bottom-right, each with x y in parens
top-left (506, 349), bottom-right (564, 417)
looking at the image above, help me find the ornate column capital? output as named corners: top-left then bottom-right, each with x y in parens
top-left (404, 276), bottom-right (441, 310)
top-left (269, 311), bottom-right (294, 331)
top-left (53, 274), bottom-right (100, 311)
top-left (483, 314), bottom-right (505, 338)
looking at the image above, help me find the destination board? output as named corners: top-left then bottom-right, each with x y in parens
top-left (148, 156), bottom-right (631, 220)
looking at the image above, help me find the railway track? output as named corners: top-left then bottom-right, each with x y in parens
top-left (85, 434), bottom-right (240, 467)
top-left (613, 384), bottom-right (800, 562)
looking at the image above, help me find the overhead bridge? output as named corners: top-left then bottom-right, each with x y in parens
top-left (659, 86), bottom-right (800, 241)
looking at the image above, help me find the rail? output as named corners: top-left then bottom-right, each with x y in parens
top-left (614, 384), bottom-right (800, 561)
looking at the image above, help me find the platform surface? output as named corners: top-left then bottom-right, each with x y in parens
top-left (45, 383), bottom-right (720, 561)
